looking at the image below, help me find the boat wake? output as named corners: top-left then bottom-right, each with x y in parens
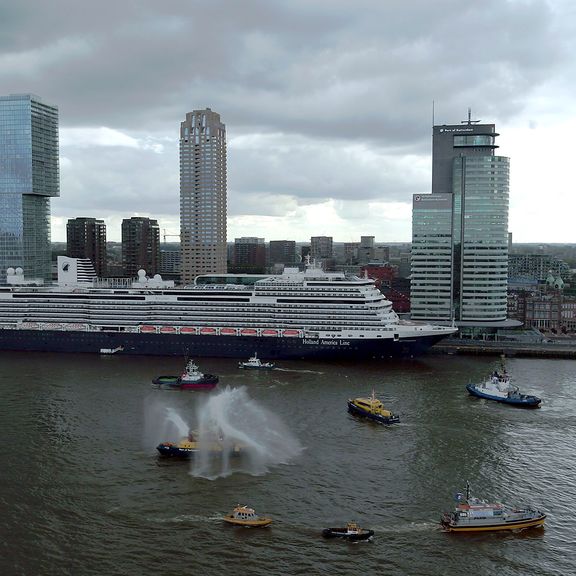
top-left (272, 368), bottom-right (324, 375)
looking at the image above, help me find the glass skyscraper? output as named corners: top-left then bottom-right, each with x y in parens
top-left (411, 119), bottom-right (510, 325)
top-left (179, 108), bottom-right (227, 284)
top-left (0, 94), bottom-right (59, 283)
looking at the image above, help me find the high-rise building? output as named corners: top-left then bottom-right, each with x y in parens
top-left (411, 116), bottom-right (510, 324)
top-left (269, 240), bottom-right (297, 266)
top-left (233, 237), bottom-right (266, 272)
top-left (0, 94), bottom-right (59, 283)
top-left (121, 217), bottom-right (160, 277)
top-left (358, 236), bottom-right (375, 264)
top-left (66, 217), bottom-right (107, 277)
top-left (179, 108), bottom-right (227, 284)
top-left (310, 236), bottom-right (333, 260)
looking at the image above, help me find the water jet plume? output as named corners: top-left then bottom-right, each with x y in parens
top-left (191, 386), bottom-right (302, 479)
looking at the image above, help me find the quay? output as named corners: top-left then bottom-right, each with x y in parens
top-left (431, 338), bottom-right (576, 359)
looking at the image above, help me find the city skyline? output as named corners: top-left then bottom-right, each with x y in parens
top-left (2, 1), bottom-right (575, 243)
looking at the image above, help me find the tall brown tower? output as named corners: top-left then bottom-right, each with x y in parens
top-left (66, 217), bottom-right (107, 277)
top-left (179, 108), bottom-right (227, 284)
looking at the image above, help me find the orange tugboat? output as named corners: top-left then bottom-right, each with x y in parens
top-left (223, 505), bottom-right (272, 527)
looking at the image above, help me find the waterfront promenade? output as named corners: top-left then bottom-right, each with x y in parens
top-left (431, 337), bottom-right (576, 359)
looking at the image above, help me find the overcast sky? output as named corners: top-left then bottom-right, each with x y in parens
top-left (2, 0), bottom-right (575, 243)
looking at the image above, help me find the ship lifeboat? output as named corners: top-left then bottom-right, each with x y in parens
top-left (160, 326), bottom-right (177, 334)
top-left (66, 323), bottom-right (87, 331)
top-left (262, 329), bottom-right (278, 337)
top-left (180, 327), bottom-right (197, 335)
top-left (200, 327), bottom-right (217, 335)
top-left (141, 325), bottom-right (157, 333)
top-left (241, 328), bottom-right (258, 336)
top-left (282, 329), bottom-right (301, 337)
top-left (220, 328), bottom-right (237, 336)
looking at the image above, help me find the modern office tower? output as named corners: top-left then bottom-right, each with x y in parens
top-left (374, 245), bottom-right (391, 263)
top-left (343, 242), bottom-right (359, 265)
top-left (269, 240), bottom-right (297, 266)
top-left (310, 236), bottom-right (333, 261)
top-left (0, 94), bottom-right (59, 283)
top-left (233, 237), bottom-right (266, 272)
top-left (411, 116), bottom-right (510, 324)
top-left (66, 217), bottom-right (107, 277)
top-left (121, 217), bottom-right (160, 277)
top-left (160, 249), bottom-right (181, 276)
top-left (358, 236), bottom-right (375, 264)
top-left (179, 108), bottom-right (227, 284)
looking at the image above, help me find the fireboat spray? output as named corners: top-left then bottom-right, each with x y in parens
top-left (191, 386), bottom-right (303, 479)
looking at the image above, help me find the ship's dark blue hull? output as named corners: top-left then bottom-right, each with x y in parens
top-left (466, 384), bottom-right (541, 408)
top-left (0, 329), bottom-right (447, 359)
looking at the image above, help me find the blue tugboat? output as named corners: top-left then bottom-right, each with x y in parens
top-left (466, 370), bottom-right (541, 408)
top-left (347, 390), bottom-right (400, 425)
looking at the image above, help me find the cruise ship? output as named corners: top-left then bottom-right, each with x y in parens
top-left (0, 257), bottom-right (455, 359)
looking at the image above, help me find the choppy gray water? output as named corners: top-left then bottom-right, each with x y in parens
top-left (1, 352), bottom-right (575, 575)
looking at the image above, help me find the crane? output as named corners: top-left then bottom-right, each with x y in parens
top-left (162, 229), bottom-right (180, 243)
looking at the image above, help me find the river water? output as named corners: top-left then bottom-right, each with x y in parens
top-left (0, 352), bottom-right (574, 575)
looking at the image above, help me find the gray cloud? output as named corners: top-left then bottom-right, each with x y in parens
top-left (0, 0), bottom-right (570, 240)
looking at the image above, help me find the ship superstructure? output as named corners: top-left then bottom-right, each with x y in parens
top-left (0, 258), bottom-right (455, 359)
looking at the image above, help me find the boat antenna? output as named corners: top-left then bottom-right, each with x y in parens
top-left (466, 481), bottom-right (471, 501)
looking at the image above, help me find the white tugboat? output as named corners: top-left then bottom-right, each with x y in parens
top-left (238, 353), bottom-right (275, 370)
top-left (441, 482), bottom-right (546, 532)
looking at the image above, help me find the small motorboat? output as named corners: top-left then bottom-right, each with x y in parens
top-left (441, 482), bottom-right (546, 532)
top-left (238, 353), bottom-right (275, 370)
top-left (466, 368), bottom-right (541, 408)
top-left (100, 346), bottom-right (124, 354)
top-left (347, 390), bottom-right (400, 424)
top-left (156, 432), bottom-right (244, 458)
top-left (322, 522), bottom-right (374, 541)
top-left (152, 359), bottom-right (219, 390)
top-left (223, 505), bottom-right (272, 527)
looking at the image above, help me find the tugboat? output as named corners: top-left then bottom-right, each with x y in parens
top-left (347, 390), bottom-right (400, 424)
top-left (152, 359), bottom-right (219, 390)
top-left (223, 505), bottom-right (272, 527)
top-left (238, 353), bottom-right (275, 370)
top-left (156, 432), bottom-right (243, 458)
top-left (322, 522), bottom-right (374, 542)
top-left (466, 368), bottom-right (541, 408)
top-left (441, 482), bottom-right (546, 532)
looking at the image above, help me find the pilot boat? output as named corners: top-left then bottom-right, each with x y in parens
top-left (238, 353), bottom-right (275, 370)
top-left (441, 483), bottom-right (546, 532)
top-left (466, 370), bottom-right (541, 408)
top-left (152, 359), bottom-right (219, 390)
top-left (223, 505), bottom-right (272, 527)
top-left (322, 522), bottom-right (374, 541)
top-left (156, 433), bottom-right (243, 458)
top-left (347, 390), bottom-right (400, 424)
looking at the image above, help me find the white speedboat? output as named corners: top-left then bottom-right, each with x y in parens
top-left (238, 353), bottom-right (275, 370)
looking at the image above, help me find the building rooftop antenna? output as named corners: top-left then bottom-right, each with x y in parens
top-left (462, 107), bottom-right (481, 125)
